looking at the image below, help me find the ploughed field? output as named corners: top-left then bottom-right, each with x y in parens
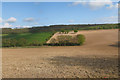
top-left (2, 29), bottom-right (118, 78)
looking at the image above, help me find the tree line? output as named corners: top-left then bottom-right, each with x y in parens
top-left (2, 24), bottom-right (118, 34)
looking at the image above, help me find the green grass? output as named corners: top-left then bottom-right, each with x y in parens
top-left (2, 32), bottom-right (53, 44)
top-left (0, 34), bottom-right (8, 37)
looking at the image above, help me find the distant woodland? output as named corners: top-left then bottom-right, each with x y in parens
top-left (1, 24), bottom-right (118, 34)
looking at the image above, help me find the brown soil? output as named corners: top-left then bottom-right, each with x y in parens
top-left (2, 29), bottom-right (118, 78)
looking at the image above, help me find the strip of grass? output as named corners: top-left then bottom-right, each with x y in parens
top-left (2, 32), bottom-right (53, 45)
top-left (0, 34), bottom-right (8, 37)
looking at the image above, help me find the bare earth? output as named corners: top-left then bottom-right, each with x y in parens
top-left (2, 29), bottom-right (118, 78)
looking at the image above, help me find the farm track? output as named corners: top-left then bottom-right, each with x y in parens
top-left (2, 29), bottom-right (119, 78)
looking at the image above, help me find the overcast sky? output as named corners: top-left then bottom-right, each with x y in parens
top-left (0, 0), bottom-right (119, 28)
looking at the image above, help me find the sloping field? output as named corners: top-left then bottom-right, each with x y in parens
top-left (2, 29), bottom-right (118, 78)
top-left (3, 32), bottom-right (53, 44)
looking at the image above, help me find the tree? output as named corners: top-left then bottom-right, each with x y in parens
top-left (74, 30), bottom-right (78, 33)
top-left (61, 29), bottom-right (65, 34)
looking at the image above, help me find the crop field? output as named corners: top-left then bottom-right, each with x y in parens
top-left (2, 32), bottom-right (53, 44)
top-left (2, 29), bottom-right (118, 78)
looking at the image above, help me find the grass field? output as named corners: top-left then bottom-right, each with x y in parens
top-left (2, 32), bottom-right (53, 44)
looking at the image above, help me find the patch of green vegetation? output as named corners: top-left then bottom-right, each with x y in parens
top-left (0, 34), bottom-right (8, 37)
top-left (77, 34), bottom-right (85, 45)
top-left (48, 34), bottom-right (85, 46)
top-left (2, 32), bottom-right (53, 47)
top-left (74, 30), bottom-right (78, 33)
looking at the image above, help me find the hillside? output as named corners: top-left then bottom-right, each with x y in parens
top-left (2, 32), bottom-right (54, 47)
top-left (2, 24), bottom-right (119, 47)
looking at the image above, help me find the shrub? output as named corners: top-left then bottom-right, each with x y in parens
top-left (74, 30), bottom-right (78, 33)
top-left (17, 38), bottom-right (27, 47)
top-left (10, 39), bottom-right (17, 47)
top-left (77, 34), bottom-right (85, 45)
top-left (49, 34), bottom-right (85, 46)
top-left (2, 38), bottom-right (44, 47)
top-left (99, 27), bottom-right (103, 29)
top-left (61, 29), bottom-right (65, 33)
top-left (65, 30), bottom-right (69, 34)
top-left (2, 38), bottom-right (28, 47)
top-left (30, 40), bottom-right (42, 46)
top-left (2, 38), bottom-right (11, 47)
top-left (57, 35), bottom-right (72, 46)
top-left (49, 35), bottom-right (73, 46)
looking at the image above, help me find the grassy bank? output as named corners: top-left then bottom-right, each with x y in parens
top-left (2, 32), bottom-right (54, 47)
